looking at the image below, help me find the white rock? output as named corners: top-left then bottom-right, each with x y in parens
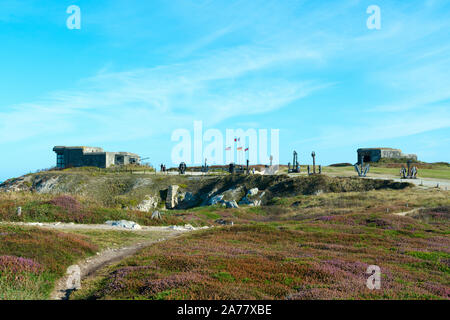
top-left (135, 195), bottom-right (158, 212)
top-left (223, 200), bottom-right (239, 208)
top-left (248, 188), bottom-right (259, 196)
top-left (208, 195), bottom-right (224, 206)
top-left (29, 222), bottom-right (43, 226)
top-left (151, 211), bottom-right (162, 220)
top-left (105, 220), bottom-right (142, 230)
top-left (166, 185), bottom-right (180, 209)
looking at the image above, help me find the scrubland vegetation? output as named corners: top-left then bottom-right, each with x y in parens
top-left (0, 168), bottom-right (449, 300)
top-left (73, 207), bottom-right (449, 300)
top-left (0, 225), bottom-right (97, 299)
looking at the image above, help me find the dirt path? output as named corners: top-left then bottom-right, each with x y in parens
top-left (0, 221), bottom-right (207, 232)
top-left (392, 207), bottom-right (424, 217)
top-left (49, 230), bottom-right (187, 300)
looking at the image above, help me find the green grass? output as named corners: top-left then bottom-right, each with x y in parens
top-left (56, 229), bottom-right (171, 250)
top-left (323, 164), bottom-right (450, 180)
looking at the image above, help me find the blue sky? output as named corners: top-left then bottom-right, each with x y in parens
top-left (0, 0), bottom-right (449, 181)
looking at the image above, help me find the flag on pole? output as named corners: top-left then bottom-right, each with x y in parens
top-left (245, 148), bottom-right (249, 152)
top-left (237, 147), bottom-right (243, 151)
top-left (225, 147), bottom-right (231, 151)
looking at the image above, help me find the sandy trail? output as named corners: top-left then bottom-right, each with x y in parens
top-left (392, 207), bottom-right (424, 217)
top-left (0, 221), bottom-right (203, 232)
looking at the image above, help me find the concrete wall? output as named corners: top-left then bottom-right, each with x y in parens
top-left (380, 149), bottom-right (403, 159)
top-left (357, 148), bottom-right (418, 163)
top-left (357, 149), bottom-right (382, 163)
top-left (83, 153), bottom-right (107, 168)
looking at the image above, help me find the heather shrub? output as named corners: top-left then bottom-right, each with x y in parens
top-left (0, 225), bottom-right (98, 299)
top-left (0, 255), bottom-right (43, 274)
top-left (48, 195), bottom-right (82, 213)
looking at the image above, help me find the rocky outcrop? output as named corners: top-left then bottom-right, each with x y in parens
top-left (223, 200), bottom-right (239, 208)
top-left (176, 192), bottom-right (197, 209)
top-left (0, 176), bottom-right (33, 192)
top-left (208, 195), bottom-right (224, 206)
top-left (166, 185), bottom-right (180, 209)
top-left (239, 188), bottom-right (263, 207)
top-left (221, 186), bottom-right (245, 202)
top-left (34, 176), bottom-right (62, 193)
top-left (135, 195), bottom-right (158, 212)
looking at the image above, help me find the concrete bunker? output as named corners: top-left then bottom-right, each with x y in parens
top-left (53, 146), bottom-right (141, 169)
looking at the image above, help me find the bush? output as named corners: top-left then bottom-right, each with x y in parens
top-left (47, 195), bottom-right (82, 213)
top-left (329, 163), bottom-right (353, 167)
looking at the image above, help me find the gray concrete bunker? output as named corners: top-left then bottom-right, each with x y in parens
top-left (357, 148), bottom-right (417, 163)
top-left (53, 146), bottom-right (140, 169)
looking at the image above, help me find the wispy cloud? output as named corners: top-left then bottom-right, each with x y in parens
top-left (0, 39), bottom-right (328, 144)
top-left (1, 0), bottom-right (449, 180)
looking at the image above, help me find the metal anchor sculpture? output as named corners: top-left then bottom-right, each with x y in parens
top-left (178, 162), bottom-right (187, 175)
top-left (400, 160), bottom-right (418, 179)
top-left (307, 151), bottom-right (322, 175)
top-left (288, 151), bottom-right (300, 173)
top-left (201, 158), bottom-right (209, 173)
top-left (354, 158), bottom-right (370, 177)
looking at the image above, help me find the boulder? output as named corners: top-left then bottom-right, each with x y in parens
top-left (151, 211), bottom-right (162, 220)
top-left (135, 195), bottom-right (158, 212)
top-left (105, 220), bottom-right (142, 230)
top-left (208, 194), bottom-right (224, 206)
top-left (166, 185), bottom-right (180, 209)
top-left (221, 186), bottom-right (245, 201)
top-left (223, 200), bottom-right (239, 208)
top-left (248, 188), bottom-right (259, 196)
top-left (250, 199), bottom-right (262, 207)
top-left (238, 188), bottom-right (262, 206)
top-left (215, 219), bottom-right (234, 226)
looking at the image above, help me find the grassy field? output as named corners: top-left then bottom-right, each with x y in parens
top-left (322, 163), bottom-right (450, 180)
top-left (0, 225), bottom-right (97, 299)
top-left (70, 187), bottom-right (450, 300)
top-left (1, 172), bottom-right (449, 300)
top-left (72, 207), bottom-right (450, 300)
top-left (1, 186), bottom-right (448, 227)
top-left (0, 175), bottom-right (418, 227)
